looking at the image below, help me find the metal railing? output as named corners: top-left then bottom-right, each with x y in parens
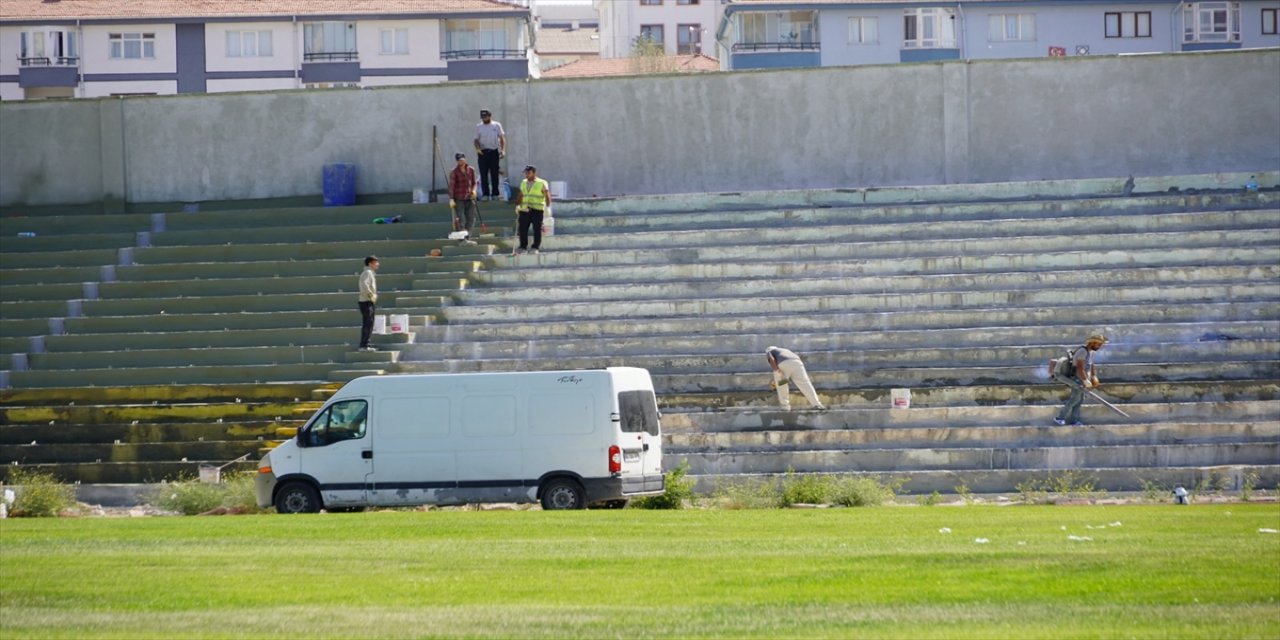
top-left (732, 42), bottom-right (819, 52)
top-left (442, 49), bottom-right (526, 60)
top-left (303, 51), bottom-right (358, 62)
top-left (18, 56), bottom-right (80, 67)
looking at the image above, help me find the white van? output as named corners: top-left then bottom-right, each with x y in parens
top-left (255, 367), bottom-right (665, 512)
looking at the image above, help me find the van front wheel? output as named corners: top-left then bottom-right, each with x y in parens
top-left (275, 482), bottom-right (322, 514)
top-left (540, 478), bottom-right (586, 510)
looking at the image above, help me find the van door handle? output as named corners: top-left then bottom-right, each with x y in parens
top-left (361, 450), bottom-right (373, 459)
top-left (643, 443), bottom-right (650, 452)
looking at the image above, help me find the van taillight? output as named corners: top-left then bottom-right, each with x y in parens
top-left (608, 445), bottom-right (622, 473)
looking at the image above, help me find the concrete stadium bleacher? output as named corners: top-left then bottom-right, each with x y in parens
top-left (1, 176), bottom-right (1277, 498)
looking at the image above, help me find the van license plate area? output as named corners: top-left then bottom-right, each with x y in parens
top-left (623, 450), bottom-right (641, 463)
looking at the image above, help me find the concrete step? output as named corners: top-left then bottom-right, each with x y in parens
top-left (656, 380), bottom-right (1280, 411)
top-left (6, 363), bottom-right (341, 388)
top-left (150, 222), bottom-right (458, 248)
top-left (25, 344), bottom-right (396, 371)
top-left (4, 248), bottom-right (125, 269)
top-left (0, 420), bottom-right (298, 445)
top-left (0, 440), bottom-right (266, 464)
top-left (160, 203), bottom-right (449, 231)
top-left (673, 442), bottom-right (1280, 475)
top-left (35, 327), bottom-right (414, 354)
top-left (666, 421), bottom-right (1280, 453)
top-left (0, 265), bottom-right (102, 286)
top-left (420, 302), bottom-right (1280, 343)
top-left (0, 460), bottom-right (257, 484)
top-left (660, 401), bottom-right (1280, 433)
top-left (477, 245), bottom-right (1280, 288)
top-left (395, 340), bottom-right (1280, 375)
top-left (0, 401), bottom-right (320, 425)
top-left (113, 256), bottom-right (482, 282)
top-left (0, 232), bottom-right (136, 254)
top-left (1, 213), bottom-right (153, 236)
top-left (399, 321), bottom-right (1279, 361)
top-left (441, 282), bottom-right (1280, 323)
top-left (0, 282), bottom-right (90, 302)
top-left (539, 217), bottom-right (1279, 256)
top-left (77, 291), bottom-right (448, 318)
top-left (0, 382), bottom-right (337, 406)
top-left (62, 310), bottom-right (434, 335)
top-left (686, 465), bottom-right (1280, 495)
top-left (95, 276), bottom-right (465, 300)
top-left (462, 263), bottom-right (1279, 306)
top-left (132, 239), bottom-right (497, 265)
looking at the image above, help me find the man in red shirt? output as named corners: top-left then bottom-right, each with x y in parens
top-left (447, 153), bottom-right (479, 244)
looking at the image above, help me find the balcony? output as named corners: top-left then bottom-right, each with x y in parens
top-left (300, 51), bottom-right (360, 84)
top-left (443, 49), bottom-right (530, 81)
top-left (730, 42), bottom-right (819, 70)
top-left (17, 56), bottom-right (79, 88)
top-left (731, 42), bottom-right (819, 52)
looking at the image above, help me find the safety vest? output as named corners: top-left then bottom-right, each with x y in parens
top-left (520, 178), bottom-right (549, 210)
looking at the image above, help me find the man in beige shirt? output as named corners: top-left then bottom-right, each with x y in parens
top-left (357, 256), bottom-right (379, 352)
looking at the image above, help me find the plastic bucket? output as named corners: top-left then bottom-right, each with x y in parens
top-left (890, 388), bottom-right (911, 409)
top-left (412, 187), bottom-right (429, 204)
top-left (323, 162), bottom-right (357, 207)
top-left (542, 216), bottom-right (555, 236)
top-left (388, 314), bottom-right (409, 333)
top-left (372, 315), bottom-right (387, 335)
top-left (198, 465), bottom-right (220, 483)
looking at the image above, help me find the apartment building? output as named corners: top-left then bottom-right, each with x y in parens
top-left (0, 0), bottom-right (536, 101)
top-left (715, 0), bottom-right (1280, 70)
top-left (596, 0), bottom-right (726, 58)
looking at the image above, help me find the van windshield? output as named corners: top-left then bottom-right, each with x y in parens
top-left (618, 390), bottom-right (660, 436)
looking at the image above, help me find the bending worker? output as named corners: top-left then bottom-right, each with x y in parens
top-left (766, 346), bottom-right (826, 411)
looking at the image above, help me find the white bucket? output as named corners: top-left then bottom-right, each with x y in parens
top-left (542, 216), bottom-right (555, 236)
top-left (890, 388), bottom-right (912, 409)
top-left (198, 465), bottom-right (220, 483)
top-left (388, 314), bottom-right (409, 333)
top-left (412, 188), bottom-right (429, 204)
top-left (372, 314), bottom-right (387, 335)
top-left (549, 181), bottom-right (568, 200)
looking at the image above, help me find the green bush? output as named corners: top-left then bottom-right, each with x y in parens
top-left (710, 476), bottom-right (782, 510)
top-left (918, 491), bottom-right (943, 507)
top-left (780, 470), bottom-right (835, 506)
top-left (147, 472), bottom-right (266, 515)
top-left (832, 475), bottom-right (901, 507)
top-left (7, 469), bottom-right (77, 517)
top-left (631, 461), bottom-right (696, 510)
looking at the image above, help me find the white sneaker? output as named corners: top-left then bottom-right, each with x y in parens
top-left (530, 249), bottom-right (540, 255)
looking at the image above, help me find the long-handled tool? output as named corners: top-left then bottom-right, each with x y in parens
top-left (1086, 388), bottom-right (1130, 418)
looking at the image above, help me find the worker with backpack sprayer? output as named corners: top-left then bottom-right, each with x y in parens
top-left (1049, 332), bottom-right (1127, 425)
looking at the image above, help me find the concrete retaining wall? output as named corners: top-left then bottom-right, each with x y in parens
top-left (1, 48), bottom-right (1277, 207)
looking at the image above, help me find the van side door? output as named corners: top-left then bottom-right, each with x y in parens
top-left (617, 390), bottom-right (664, 493)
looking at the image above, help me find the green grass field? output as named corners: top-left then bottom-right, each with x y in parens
top-left (2, 504), bottom-right (1278, 639)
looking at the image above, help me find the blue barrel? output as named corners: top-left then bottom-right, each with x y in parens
top-left (322, 162), bottom-right (357, 207)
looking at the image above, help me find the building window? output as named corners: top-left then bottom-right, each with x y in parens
top-left (226, 30), bottom-right (273, 57)
top-left (19, 29), bottom-right (78, 65)
top-left (109, 33), bottom-right (156, 59)
top-left (677, 0), bottom-right (699, 4)
top-left (640, 24), bottom-right (665, 45)
top-left (848, 17), bottom-right (878, 44)
top-left (677, 24), bottom-right (702, 54)
top-left (379, 28), bottom-right (409, 55)
top-left (1264, 9), bottom-right (1278, 35)
top-left (304, 21), bottom-right (357, 61)
top-left (988, 14), bottom-right (1035, 41)
top-left (903, 8), bottom-right (956, 49)
top-left (736, 11), bottom-right (818, 50)
top-left (1105, 12), bottom-right (1152, 38)
top-left (444, 19), bottom-right (520, 58)
top-left (641, 0), bottom-right (662, 5)
top-left (1183, 2), bottom-right (1241, 42)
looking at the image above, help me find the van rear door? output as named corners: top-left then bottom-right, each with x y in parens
top-left (616, 389), bottom-right (664, 494)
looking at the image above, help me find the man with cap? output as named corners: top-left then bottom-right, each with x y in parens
top-left (513, 165), bottom-right (551, 255)
top-left (447, 152), bottom-right (479, 244)
top-left (1054, 332), bottom-right (1108, 426)
top-left (473, 109), bottom-right (506, 200)
top-left (766, 346), bottom-right (826, 411)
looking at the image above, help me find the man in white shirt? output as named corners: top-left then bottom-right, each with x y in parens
top-left (766, 346), bottom-right (826, 411)
top-left (473, 109), bottom-right (506, 201)
top-left (357, 255), bottom-right (379, 352)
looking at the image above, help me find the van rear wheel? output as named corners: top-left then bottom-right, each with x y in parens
top-left (541, 478), bottom-right (586, 510)
top-left (275, 482), bottom-right (322, 514)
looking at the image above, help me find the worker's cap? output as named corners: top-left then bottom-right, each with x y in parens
top-left (523, 165), bottom-right (537, 173)
top-left (479, 109), bottom-right (491, 116)
top-left (455, 152), bottom-right (465, 160)
top-left (1086, 332), bottom-right (1108, 344)
top-left (364, 255), bottom-right (379, 265)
